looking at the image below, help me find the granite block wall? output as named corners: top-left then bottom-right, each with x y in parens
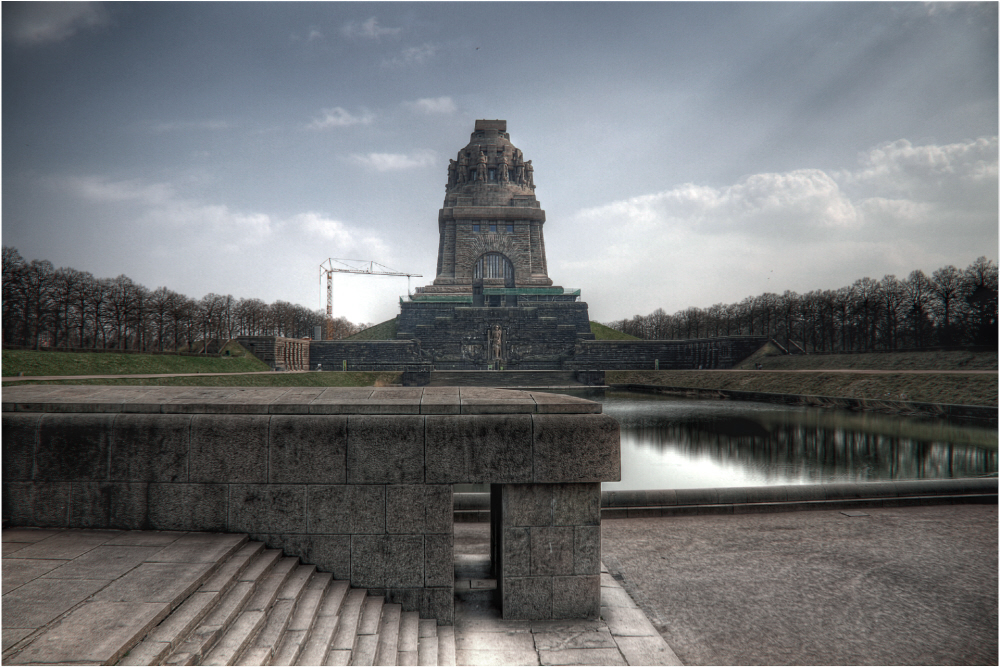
top-left (495, 483), bottom-right (602, 620)
top-left (2, 408), bottom-right (619, 623)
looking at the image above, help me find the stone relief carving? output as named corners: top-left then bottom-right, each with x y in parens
top-left (498, 155), bottom-right (509, 183)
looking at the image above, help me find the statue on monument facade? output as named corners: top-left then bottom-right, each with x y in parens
top-left (489, 324), bottom-right (503, 361)
top-left (498, 155), bottom-right (509, 183)
top-left (476, 151), bottom-right (488, 181)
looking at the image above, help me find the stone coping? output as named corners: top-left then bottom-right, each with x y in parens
top-left (453, 478), bottom-right (998, 512)
top-left (1, 386), bottom-right (601, 415)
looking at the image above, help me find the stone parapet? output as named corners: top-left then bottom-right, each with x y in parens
top-left (2, 386), bottom-right (619, 622)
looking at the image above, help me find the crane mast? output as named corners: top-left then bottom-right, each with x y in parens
top-left (319, 259), bottom-right (422, 340)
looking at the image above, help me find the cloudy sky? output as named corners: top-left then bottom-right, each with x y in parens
top-left (3, 2), bottom-right (997, 325)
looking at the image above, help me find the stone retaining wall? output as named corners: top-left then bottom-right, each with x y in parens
top-left (2, 386), bottom-right (619, 623)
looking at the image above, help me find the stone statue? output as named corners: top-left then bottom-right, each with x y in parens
top-left (477, 151), bottom-right (488, 181)
top-left (490, 324), bottom-right (503, 361)
top-left (447, 159), bottom-right (457, 188)
top-left (525, 160), bottom-right (534, 188)
top-left (458, 152), bottom-right (469, 183)
top-left (498, 155), bottom-right (509, 183)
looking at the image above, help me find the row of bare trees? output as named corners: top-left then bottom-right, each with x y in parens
top-left (606, 257), bottom-right (998, 352)
top-left (2, 247), bottom-right (366, 351)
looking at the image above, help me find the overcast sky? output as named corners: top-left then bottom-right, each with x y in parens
top-left (3, 2), bottom-right (997, 325)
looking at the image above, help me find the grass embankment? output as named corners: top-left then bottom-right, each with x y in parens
top-left (734, 346), bottom-right (998, 371)
top-left (2, 344), bottom-right (269, 377)
top-left (6, 372), bottom-right (403, 388)
top-left (590, 322), bottom-right (640, 340)
top-left (609, 350), bottom-right (998, 407)
top-left (344, 318), bottom-right (398, 341)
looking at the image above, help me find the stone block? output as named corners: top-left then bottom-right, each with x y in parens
top-left (553, 483), bottom-right (601, 526)
top-left (308, 485), bottom-right (385, 534)
top-left (351, 535), bottom-right (385, 588)
top-left (501, 527), bottom-right (530, 578)
top-left (2, 413), bottom-right (40, 481)
top-left (110, 414), bottom-right (190, 483)
top-left (503, 484), bottom-right (552, 526)
top-left (189, 415), bottom-right (268, 483)
top-left (69, 482), bottom-right (148, 530)
top-left (420, 588), bottom-right (454, 625)
top-left (386, 485), bottom-right (453, 534)
top-left (36, 413), bottom-right (116, 481)
top-left (229, 484), bottom-right (307, 534)
top-left (552, 575), bottom-right (600, 619)
top-left (386, 536), bottom-right (425, 588)
top-left (503, 576), bottom-right (552, 620)
top-left (531, 415), bottom-right (620, 483)
top-left (573, 526), bottom-right (601, 575)
top-left (425, 415), bottom-right (533, 484)
top-left (530, 527), bottom-right (574, 576)
top-left (2, 481), bottom-right (70, 527)
top-left (347, 416), bottom-right (424, 484)
top-left (147, 483), bottom-right (228, 531)
top-left (424, 534), bottom-right (453, 588)
top-left (268, 415), bottom-right (347, 483)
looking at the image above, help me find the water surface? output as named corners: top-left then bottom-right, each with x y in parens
top-left (598, 391), bottom-right (998, 491)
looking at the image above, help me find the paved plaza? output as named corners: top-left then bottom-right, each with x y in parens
top-left (602, 504), bottom-right (998, 666)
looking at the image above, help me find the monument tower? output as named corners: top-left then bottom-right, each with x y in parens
top-left (396, 120), bottom-right (594, 368)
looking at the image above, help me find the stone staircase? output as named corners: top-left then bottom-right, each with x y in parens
top-left (117, 540), bottom-right (455, 666)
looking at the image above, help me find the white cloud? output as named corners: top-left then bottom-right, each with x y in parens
top-left (558, 136), bottom-right (998, 318)
top-left (341, 17), bottom-right (401, 39)
top-left (151, 120), bottom-right (229, 133)
top-left (381, 43), bottom-right (438, 67)
top-left (306, 107), bottom-right (374, 130)
top-left (350, 151), bottom-right (436, 172)
top-left (4, 2), bottom-right (109, 45)
top-left (405, 97), bottom-right (457, 115)
top-left (68, 176), bottom-right (175, 206)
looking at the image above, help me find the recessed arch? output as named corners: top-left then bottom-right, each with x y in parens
top-left (473, 252), bottom-right (515, 288)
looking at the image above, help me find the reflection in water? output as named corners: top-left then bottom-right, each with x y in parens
top-left (599, 392), bottom-right (998, 491)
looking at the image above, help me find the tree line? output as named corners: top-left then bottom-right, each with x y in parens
top-left (2, 246), bottom-right (366, 351)
top-left (605, 257), bottom-right (997, 352)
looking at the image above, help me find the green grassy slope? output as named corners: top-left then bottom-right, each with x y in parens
top-left (590, 322), bottom-right (640, 340)
top-left (2, 344), bottom-right (269, 377)
top-left (5, 371), bottom-right (403, 388)
top-left (732, 349), bottom-right (998, 371)
top-left (344, 318), bottom-right (398, 341)
top-left (608, 369), bottom-right (998, 406)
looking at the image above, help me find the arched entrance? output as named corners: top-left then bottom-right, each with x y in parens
top-left (473, 252), bottom-right (515, 306)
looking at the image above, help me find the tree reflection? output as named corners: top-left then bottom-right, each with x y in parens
top-left (617, 414), bottom-right (997, 483)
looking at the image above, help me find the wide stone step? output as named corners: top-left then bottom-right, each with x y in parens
top-left (396, 612), bottom-right (419, 666)
top-left (349, 596), bottom-right (385, 665)
top-left (266, 571), bottom-right (333, 666)
top-left (372, 603), bottom-right (402, 666)
top-left (202, 558), bottom-right (309, 665)
top-left (117, 541), bottom-right (264, 666)
top-left (416, 620), bottom-right (438, 666)
top-left (161, 549), bottom-right (283, 665)
top-left (293, 581), bottom-right (353, 665)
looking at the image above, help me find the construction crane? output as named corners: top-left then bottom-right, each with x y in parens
top-left (319, 258), bottom-right (422, 340)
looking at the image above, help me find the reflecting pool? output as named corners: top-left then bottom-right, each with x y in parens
top-left (598, 391), bottom-right (998, 491)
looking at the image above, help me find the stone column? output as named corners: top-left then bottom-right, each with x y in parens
top-left (493, 482), bottom-right (602, 620)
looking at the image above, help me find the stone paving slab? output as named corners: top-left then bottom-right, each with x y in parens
top-left (2, 386), bottom-right (602, 415)
top-left (3, 559), bottom-right (69, 595)
top-left (7, 600), bottom-right (168, 665)
top-left (2, 577), bottom-right (110, 629)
